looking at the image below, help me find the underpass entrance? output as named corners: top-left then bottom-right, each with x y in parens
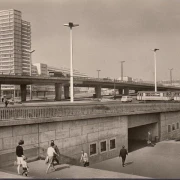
top-left (128, 123), bottom-right (159, 152)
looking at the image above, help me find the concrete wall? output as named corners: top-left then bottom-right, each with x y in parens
top-left (128, 113), bottom-right (159, 128)
top-left (0, 116), bottom-right (128, 167)
top-left (1, 104), bottom-right (180, 168)
top-left (160, 112), bottom-right (180, 140)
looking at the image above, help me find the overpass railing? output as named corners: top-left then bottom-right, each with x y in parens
top-left (0, 103), bottom-right (180, 120)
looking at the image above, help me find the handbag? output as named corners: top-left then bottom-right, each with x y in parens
top-left (45, 156), bottom-right (49, 164)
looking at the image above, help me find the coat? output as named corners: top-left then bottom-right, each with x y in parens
top-left (119, 148), bottom-right (128, 157)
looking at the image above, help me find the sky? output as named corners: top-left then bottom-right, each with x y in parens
top-left (1, 0), bottom-right (180, 81)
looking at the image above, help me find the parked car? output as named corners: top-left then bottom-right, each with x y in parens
top-left (121, 96), bottom-right (133, 102)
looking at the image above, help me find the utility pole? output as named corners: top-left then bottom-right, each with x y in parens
top-left (64, 22), bottom-right (79, 102)
top-left (169, 68), bottom-right (173, 85)
top-left (152, 49), bottom-right (159, 92)
top-left (97, 69), bottom-right (101, 78)
top-left (120, 61), bottom-right (125, 81)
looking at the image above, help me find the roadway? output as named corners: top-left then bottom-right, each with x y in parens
top-left (1, 94), bottom-right (179, 108)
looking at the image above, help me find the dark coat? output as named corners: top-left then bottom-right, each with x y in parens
top-left (119, 148), bottom-right (128, 157)
top-left (53, 144), bottom-right (60, 155)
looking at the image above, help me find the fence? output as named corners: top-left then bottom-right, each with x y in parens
top-left (0, 102), bottom-right (180, 120)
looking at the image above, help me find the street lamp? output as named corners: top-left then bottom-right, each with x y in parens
top-left (168, 68), bottom-right (173, 85)
top-left (152, 49), bottom-right (159, 92)
top-left (97, 69), bottom-right (101, 78)
top-left (64, 22), bottom-right (79, 103)
top-left (120, 61), bottom-right (125, 81)
top-left (26, 50), bottom-right (35, 100)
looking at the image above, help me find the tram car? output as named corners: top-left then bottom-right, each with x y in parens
top-left (137, 91), bottom-right (173, 101)
top-left (173, 92), bottom-right (180, 101)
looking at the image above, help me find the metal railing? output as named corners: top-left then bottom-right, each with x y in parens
top-left (0, 102), bottom-right (180, 121)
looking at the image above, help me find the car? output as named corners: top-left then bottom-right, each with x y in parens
top-left (121, 96), bottom-right (133, 102)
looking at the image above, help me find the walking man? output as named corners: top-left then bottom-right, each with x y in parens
top-left (46, 141), bottom-right (59, 174)
top-left (119, 145), bottom-right (128, 167)
top-left (51, 140), bottom-right (60, 165)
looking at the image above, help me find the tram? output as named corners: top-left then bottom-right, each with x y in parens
top-left (173, 92), bottom-right (180, 101)
top-left (137, 91), bottom-right (173, 101)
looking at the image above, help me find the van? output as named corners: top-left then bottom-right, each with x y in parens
top-left (121, 96), bottom-right (133, 102)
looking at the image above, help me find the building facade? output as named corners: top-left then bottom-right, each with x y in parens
top-left (0, 9), bottom-right (31, 75)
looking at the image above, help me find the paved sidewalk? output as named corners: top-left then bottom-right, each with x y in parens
top-left (0, 171), bottom-right (29, 178)
top-left (0, 160), bottom-right (146, 179)
top-left (91, 141), bottom-right (180, 179)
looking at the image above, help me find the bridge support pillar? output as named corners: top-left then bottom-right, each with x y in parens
top-left (20, 84), bottom-right (27, 102)
top-left (118, 89), bottom-right (123, 95)
top-left (64, 86), bottom-right (70, 99)
top-left (95, 85), bottom-right (102, 98)
top-left (55, 83), bottom-right (62, 101)
top-left (124, 88), bottom-right (129, 95)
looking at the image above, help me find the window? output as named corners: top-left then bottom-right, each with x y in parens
top-left (110, 139), bottom-right (116, 150)
top-left (100, 141), bottom-right (107, 153)
top-left (177, 123), bottom-right (179, 129)
top-left (168, 125), bottom-right (171, 132)
top-left (172, 124), bottom-right (175, 131)
top-left (90, 143), bottom-right (97, 156)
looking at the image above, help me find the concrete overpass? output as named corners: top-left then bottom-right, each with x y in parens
top-left (0, 102), bottom-right (180, 167)
top-left (0, 74), bottom-right (180, 101)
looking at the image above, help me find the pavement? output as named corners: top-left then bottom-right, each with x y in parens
top-left (1, 141), bottom-right (180, 178)
top-left (91, 140), bottom-right (180, 179)
top-left (0, 161), bottom-right (146, 179)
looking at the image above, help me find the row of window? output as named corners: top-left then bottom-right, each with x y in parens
top-left (89, 138), bottom-right (116, 156)
top-left (168, 122), bottom-right (179, 132)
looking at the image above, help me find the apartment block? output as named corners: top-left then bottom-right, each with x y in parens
top-left (0, 9), bottom-right (31, 75)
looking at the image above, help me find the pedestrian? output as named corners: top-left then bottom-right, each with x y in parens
top-left (16, 140), bottom-right (24, 174)
top-left (147, 131), bottom-right (155, 146)
top-left (80, 150), bottom-right (89, 167)
top-left (119, 145), bottom-right (128, 167)
top-left (2, 96), bottom-right (4, 102)
top-left (51, 140), bottom-right (60, 165)
top-left (21, 156), bottom-right (29, 176)
top-left (46, 141), bottom-right (59, 174)
top-left (5, 99), bottom-right (8, 107)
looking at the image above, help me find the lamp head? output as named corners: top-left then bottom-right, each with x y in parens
top-left (64, 22), bottom-right (79, 28)
top-left (152, 48), bottom-right (159, 52)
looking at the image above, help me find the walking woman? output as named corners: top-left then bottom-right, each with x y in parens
top-left (46, 141), bottom-right (59, 174)
top-left (16, 140), bottom-right (24, 174)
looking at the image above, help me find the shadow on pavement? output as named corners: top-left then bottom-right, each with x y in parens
top-left (125, 161), bottom-right (134, 166)
top-left (55, 165), bottom-right (70, 171)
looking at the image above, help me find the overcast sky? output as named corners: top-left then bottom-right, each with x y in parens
top-left (1, 0), bottom-right (180, 81)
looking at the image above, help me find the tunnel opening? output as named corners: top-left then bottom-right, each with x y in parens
top-left (128, 122), bottom-right (158, 152)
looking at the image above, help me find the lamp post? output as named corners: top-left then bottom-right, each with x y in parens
top-left (152, 49), bottom-right (159, 92)
top-left (120, 61), bottom-right (125, 81)
top-left (28, 50), bottom-right (35, 100)
top-left (168, 68), bottom-right (173, 85)
top-left (97, 69), bottom-right (101, 78)
top-left (64, 22), bottom-right (79, 103)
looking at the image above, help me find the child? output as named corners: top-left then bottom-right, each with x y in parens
top-left (21, 156), bottom-right (29, 176)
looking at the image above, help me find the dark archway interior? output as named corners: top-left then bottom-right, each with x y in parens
top-left (128, 123), bottom-right (158, 152)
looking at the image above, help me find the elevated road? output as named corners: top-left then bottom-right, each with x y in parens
top-left (0, 74), bottom-right (179, 91)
